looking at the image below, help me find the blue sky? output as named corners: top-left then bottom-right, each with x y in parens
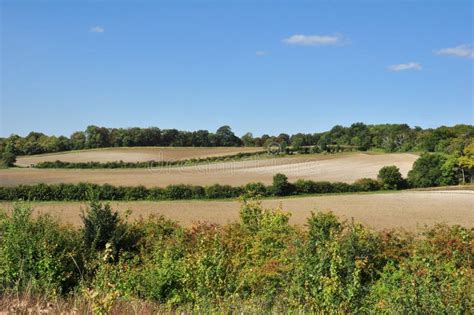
top-left (1, 0), bottom-right (473, 137)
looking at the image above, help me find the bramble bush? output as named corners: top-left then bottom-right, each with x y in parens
top-left (0, 205), bottom-right (82, 295)
top-left (0, 201), bottom-right (472, 312)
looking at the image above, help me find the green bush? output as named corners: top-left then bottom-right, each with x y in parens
top-left (353, 178), bottom-right (382, 191)
top-left (271, 173), bottom-right (295, 196)
top-left (287, 212), bottom-right (383, 312)
top-left (0, 201), bottom-right (472, 312)
top-left (366, 225), bottom-right (473, 314)
top-left (164, 184), bottom-right (197, 200)
top-left (377, 165), bottom-right (405, 189)
top-left (81, 200), bottom-right (138, 258)
top-left (0, 152), bottom-right (16, 168)
top-left (205, 184), bottom-right (242, 199)
top-left (0, 205), bottom-right (82, 295)
top-left (243, 182), bottom-right (268, 197)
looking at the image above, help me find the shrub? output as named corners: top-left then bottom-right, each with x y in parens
top-left (353, 178), bottom-right (381, 191)
top-left (367, 254), bottom-right (472, 313)
top-left (148, 187), bottom-right (166, 200)
top-left (287, 212), bottom-right (383, 312)
top-left (294, 179), bottom-right (317, 194)
top-left (332, 182), bottom-right (353, 193)
top-left (0, 205), bottom-right (82, 294)
top-left (0, 201), bottom-right (471, 312)
top-left (164, 185), bottom-right (196, 200)
top-left (377, 165), bottom-right (405, 189)
top-left (0, 152), bottom-right (16, 168)
top-left (124, 185), bottom-right (148, 200)
top-left (81, 201), bottom-right (136, 258)
top-left (205, 184), bottom-right (241, 199)
top-left (271, 173), bottom-right (295, 196)
top-left (307, 211), bottom-right (341, 244)
top-left (243, 182), bottom-right (268, 197)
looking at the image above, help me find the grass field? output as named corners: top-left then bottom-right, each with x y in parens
top-left (3, 190), bottom-right (471, 231)
top-left (15, 146), bottom-right (264, 166)
top-left (1, 152), bottom-right (418, 187)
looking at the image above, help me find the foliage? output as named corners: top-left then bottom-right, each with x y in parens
top-left (0, 151), bottom-right (16, 168)
top-left (271, 173), bottom-right (295, 196)
top-left (0, 202), bottom-right (471, 312)
top-left (0, 205), bottom-right (82, 295)
top-left (353, 178), bottom-right (382, 191)
top-left (366, 223), bottom-right (473, 313)
top-left (2, 123), bottom-right (472, 156)
top-left (377, 165), bottom-right (405, 189)
top-left (81, 200), bottom-right (139, 258)
top-left (458, 140), bottom-right (474, 183)
top-left (407, 153), bottom-right (457, 187)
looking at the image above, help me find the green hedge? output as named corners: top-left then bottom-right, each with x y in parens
top-left (0, 177), bottom-right (383, 201)
top-left (31, 151), bottom-right (267, 169)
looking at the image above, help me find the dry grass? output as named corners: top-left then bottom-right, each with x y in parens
top-left (1, 152), bottom-right (418, 187)
top-left (0, 292), bottom-right (161, 314)
top-left (2, 190), bottom-right (472, 231)
top-left (15, 146), bottom-right (264, 166)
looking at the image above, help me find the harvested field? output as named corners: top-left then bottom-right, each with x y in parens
top-left (1, 152), bottom-right (418, 187)
top-left (1, 190), bottom-right (472, 231)
top-left (15, 147), bottom-right (264, 167)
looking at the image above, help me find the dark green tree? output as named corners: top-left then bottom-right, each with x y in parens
top-left (377, 166), bottom-right (405, 189)
top-left (408, 154), bottom-right (454, 188)
top-left (0, 151), bottom-right (16, 168)
top-left (81, 200), bottom-right (128, 256)
top-left (271, 173), bottom-right (294, 196)
top-left (215, 125), bottom-right (242, 146)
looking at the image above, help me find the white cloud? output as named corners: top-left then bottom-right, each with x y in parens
top-left (282, 34), bottom-right (343, 46)
top-left (255, 51), bottom-right (268, 57)
top-left (90, 26), bottom-right (105, 33)
top-left (387, 62), bottom-right (422, 71)
top-left (435, 44), bottom-right (474, 58)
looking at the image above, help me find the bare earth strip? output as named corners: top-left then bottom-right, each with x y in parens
top-left (1, 190), bottom-right (472, 231)
top-left (15, 147), bottom-right (264, 167)
top-left (1, 153), bottom-right (418, 187)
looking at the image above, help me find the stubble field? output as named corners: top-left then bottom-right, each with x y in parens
top-left (15, 146), bottom-right (264, 166)
top-left (1, 152), bottom-right (418, 187)
top-left (2, 190), bottom-right (472, 231)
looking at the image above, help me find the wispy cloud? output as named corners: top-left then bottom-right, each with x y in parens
top-left (90, 26), bottom-right (105, 33)
top-left (435, 44), bottom-right (474, 58)
top-left (387, 62), bottom-right (422, 72)
top-left (255, 51), bottom-right (268, 57)
top-left (282, 34), bottom-right (343, 46)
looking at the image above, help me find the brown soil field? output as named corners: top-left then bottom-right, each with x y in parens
top-left (1, 190), bottom-right (472, 231)
top-left (15, 147), bottom-right (264, 167)
top-left (1, 152), bottom-right (418, 187)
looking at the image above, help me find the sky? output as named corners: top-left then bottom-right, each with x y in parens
top-left (1, 0), bottom-right (473, 137)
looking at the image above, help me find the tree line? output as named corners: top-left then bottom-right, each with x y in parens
top-left (1, 123), bottom-right (473, 158)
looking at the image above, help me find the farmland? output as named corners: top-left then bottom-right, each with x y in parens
top-left (1, 152), bottom-right (418, 187)
top-left (15, 146), bottom-right (264, 167)
top-left (2, 189), bottom-right (471, 231)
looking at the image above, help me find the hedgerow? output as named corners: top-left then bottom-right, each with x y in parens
top-left (31, 151), bottom-right (267, 169)
top-left (0, 177), bottom-right (382, 201)
top-left (0, 201), bottom-right (471, 313)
